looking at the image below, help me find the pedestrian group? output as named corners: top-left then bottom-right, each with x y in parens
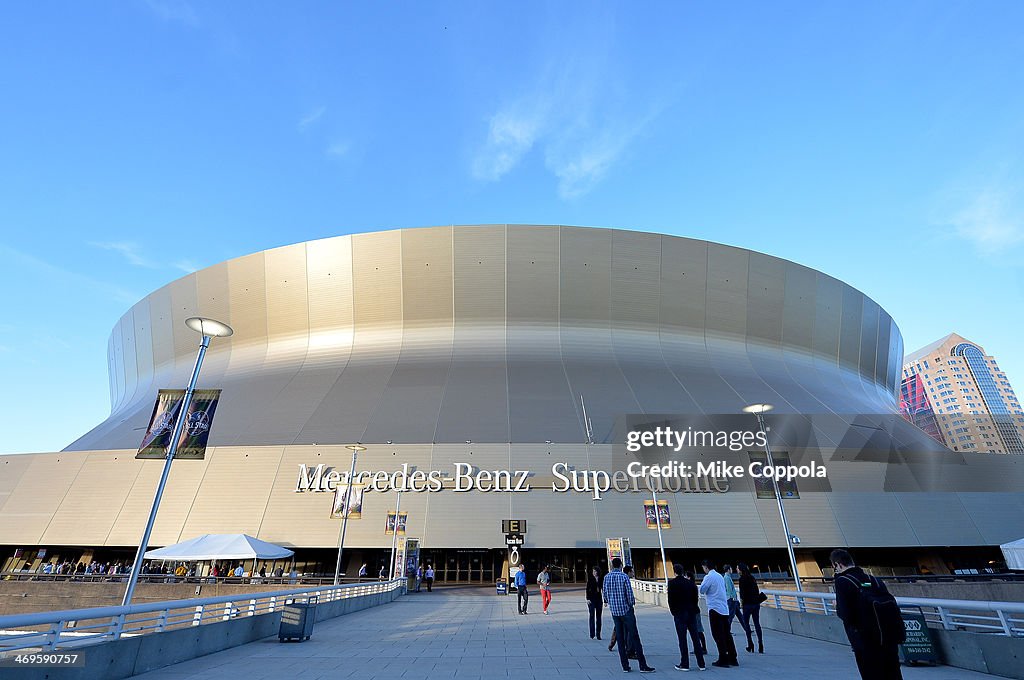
top-left (512, 549), bottom-right (899, 678)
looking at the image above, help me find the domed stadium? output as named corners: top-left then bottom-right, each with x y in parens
top-left (2, 225), bottom-right (1021, 583)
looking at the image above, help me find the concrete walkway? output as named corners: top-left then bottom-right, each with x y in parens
top-left (132, 587), bottom-right (1000, 679)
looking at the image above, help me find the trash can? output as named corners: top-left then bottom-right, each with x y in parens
top-left (278, 595), bottom-right (318, 642)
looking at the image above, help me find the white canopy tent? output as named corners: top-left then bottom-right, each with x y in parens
top-left (144, 534), bottom-right (293, 576)
top-left (1001, 538), bottom-right (1024, 571)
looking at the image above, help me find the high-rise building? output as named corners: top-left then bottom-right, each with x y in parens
top-left (902, 333), bottom-right (1024, 453)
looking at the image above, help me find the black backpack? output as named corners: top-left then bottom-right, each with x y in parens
top-left (841, 574), bottom-right (906, 647)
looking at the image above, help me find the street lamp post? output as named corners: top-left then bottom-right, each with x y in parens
top-left (334, 444), bottom-right (366, 585)
top-left (388, 489), bottom-right (402, 579)
top-left (743, 403), bottom-right (803, 592)
top-left (122, 317), bottom-right (233, 606)
top-left (651, 485), bottom-right (670, 590)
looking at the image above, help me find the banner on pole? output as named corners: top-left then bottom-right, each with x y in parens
top-left (137, 389), bottom-right (221, 460)
top-left (399, 537), bottom-right (420, 579)
top-left (749, 451), bottom-right (800, 499)
top-left (385, 511), bottom-right (408, 535)
top-left (331, 484), bottom-right (364, 519)
top-left (644, 499), bottom-right (671, 529)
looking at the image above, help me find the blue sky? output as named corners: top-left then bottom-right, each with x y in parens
top-left (1, 1), bottom-right (1022, 454)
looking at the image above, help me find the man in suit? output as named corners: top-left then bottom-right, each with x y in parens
top-left (668, 563), bottom-right (706, 671)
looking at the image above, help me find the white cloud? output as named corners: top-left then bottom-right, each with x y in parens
top-left (326, 141), bottom-right (351, 158)
top-left (545, 111), bottom-right (656, 200)
top-left (299, 106), bottom-right (327, 130)
top-left (0, 245), bottom-right (141, 305)
top-left (949, 188), bottom-right (1024, 256)
top-left (91, 241), bottom-right (160, 269)
top-left (472, 107), bottom-right (547, 181)
top-left (144, 0), bottom-right (198, 27)
top-left (474, 91), bottom-right (657, 199)
top-left (92, 242), bottom-right (204, 276)
top-left (470, 15), bottom-right (663, 200)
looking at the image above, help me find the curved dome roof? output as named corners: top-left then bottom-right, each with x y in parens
top-left (68, 225), bottom-right (903, 450)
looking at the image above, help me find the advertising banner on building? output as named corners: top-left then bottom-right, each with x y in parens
top-left (643, 499), bottom-right (671, 529)
top-left (749, 451), bottom-right (800, 499)
top-left (385, 511), bottom-right (408, 535)
top-left (331, 484), bottom-right (364, 519)
top-left (137, 389), bottom-right (222, 460)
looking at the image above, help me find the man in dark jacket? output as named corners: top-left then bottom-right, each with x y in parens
top-left (831, 549), bottom-right (904, 680)
top-left (667, 563), bottom-right (706, 671)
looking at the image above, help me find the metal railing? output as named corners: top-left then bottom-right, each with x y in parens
top-left (0, 571), bottom-right (381, 586)
top-left (0, 578), bottom-right (404, 655)
top-left (633, 580), bottom-right (666, 595)
top-left (631, 579), bottom-right (1024, 637)
top-left (760, 589), bottom-right (1024, 637)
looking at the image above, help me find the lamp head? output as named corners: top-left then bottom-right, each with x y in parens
top-left (742, 403), bottom-right (773, 415)
top-left (185, 317), bottom-right (234, 338)
top-left (346, 444), bottom-right (367, 452)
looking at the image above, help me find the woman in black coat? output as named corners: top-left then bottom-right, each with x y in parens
top-left (737, 562), bottom-right (764, 653)
top-left (586, 566), bottom-right (603, 639)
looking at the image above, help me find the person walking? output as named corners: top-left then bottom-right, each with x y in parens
top-left (586, 566), bottom-right (603, 639)
top-left (515, 564), bottom-right (529, 614)
top-left (538, 565), bottom-right (553, 614)
top-left (424, 564), bottom-right (435, 592)
top-left (602, 557), bottom-right (655, 673)
top-left (608, 565), bottom-right (637, 657)
top-left (415, 563), bottom-right (423, 592)
top-left (723, 564), bottom-right (742, 629)
top-left (831, 549), bottom-right (904, 680)
top-left (687, 572), bottom-right (709, 656)
top-left (668, 563), bottom-right (706, 672)
top-left (699, 560), bottom-right (738, 668)
top-left (737, 563), bottom-right (764, 654)
top-left (358, 563), bottom-right (368, 581)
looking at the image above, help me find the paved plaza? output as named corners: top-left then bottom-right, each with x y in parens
top-left (133, 587), bottom-right (1000, 679)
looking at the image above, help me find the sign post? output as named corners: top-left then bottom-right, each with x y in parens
top-left (397, 537), bottom-right (419, 590)
top-left (899, 607), bottom-right (939, 665)
top-left (606, 537), bottom-right (632, 569)
top-left (504, 520), bottom-right (526, 591)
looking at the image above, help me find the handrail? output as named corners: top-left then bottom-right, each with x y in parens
top-left (0, 571), bottom-right (376, 585)
top-left (633, 580), bottom-right (666, 593)
top-left (631, 579), bottom-right (1024, 637)
top-left (0, 578), bottom-right (404, 654)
